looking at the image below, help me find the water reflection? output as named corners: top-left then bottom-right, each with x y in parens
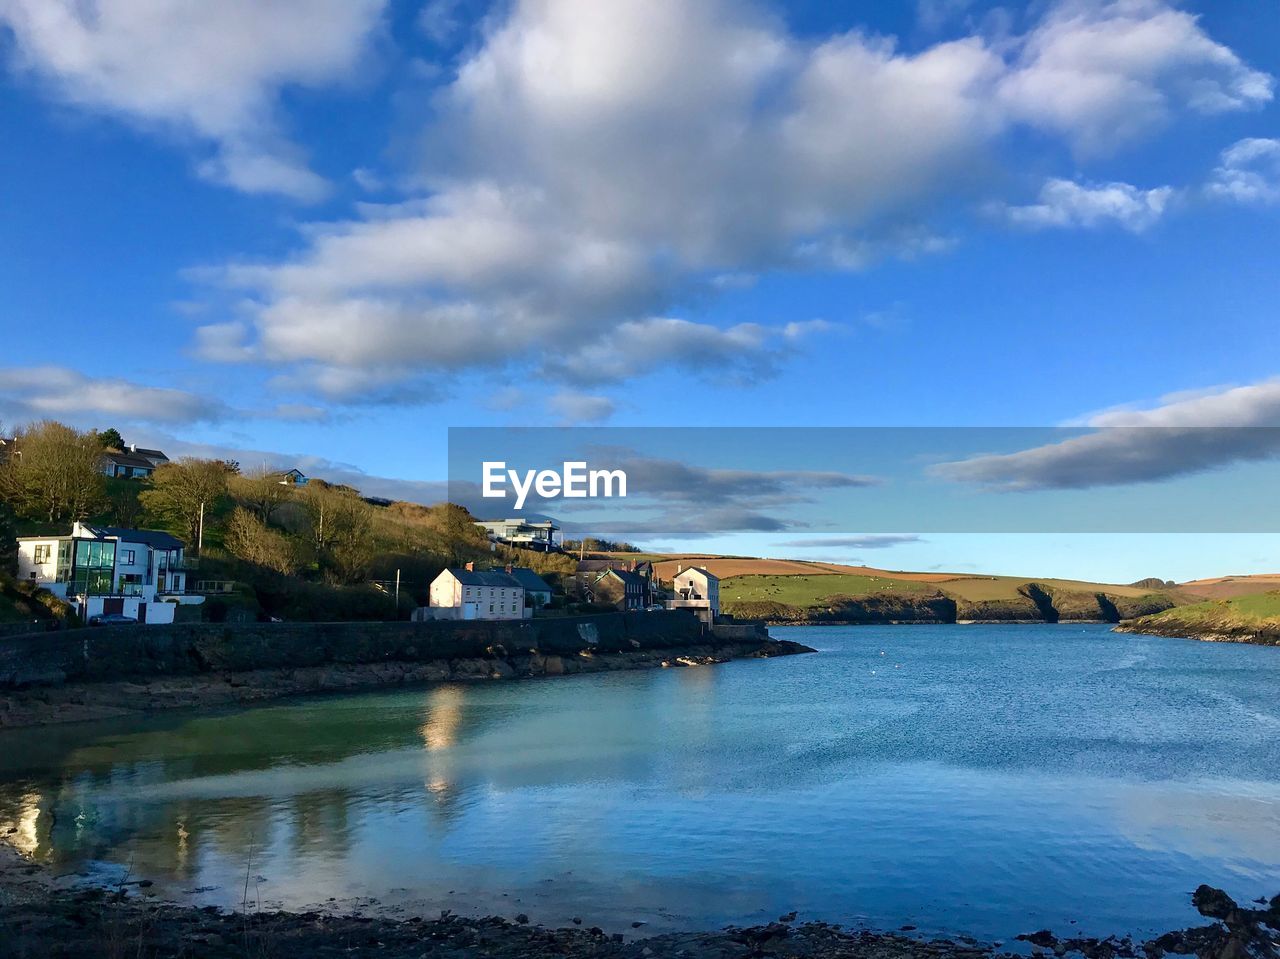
top-left (0, 626), bottom-right (1277, 939)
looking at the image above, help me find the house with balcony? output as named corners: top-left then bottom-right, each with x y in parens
top-left (666, 566), bottom-right (720, 625)
top-left (16, 522), bottom-right (202, 624)
top-left (474, 518), bottom-right (561, 552)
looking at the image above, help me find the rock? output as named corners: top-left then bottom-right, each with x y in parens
top-left (571, 916), bottom-right (582, 925)
top-left (514, 914), bottom-right (528, 924)
top-left (1019, 930), bottom-right (1058, 948)
top-left (1193, 885), bottom-right (1237, 921)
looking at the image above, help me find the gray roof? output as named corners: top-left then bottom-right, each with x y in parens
top-left (676, 566), bottom-right (719, 581)
top-left (91, 526), bottom-right (185, 550)
top-left (104, 451), bottom-right (156, 469)
top-left (449, 568), bottom-right (523, 588)
top-left (599, 568), bottom-right (647, 587)
top-left (508, 567), bottom-right (553, 592)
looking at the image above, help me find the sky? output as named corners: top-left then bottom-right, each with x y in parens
top-left (1, 0), bottom-right (1278, 581)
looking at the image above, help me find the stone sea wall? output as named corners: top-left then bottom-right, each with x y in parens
top-left (0, 611), bottom-right (711, 689)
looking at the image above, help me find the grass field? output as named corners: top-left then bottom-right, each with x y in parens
top-left (720, 573), bottom-right (933, 606)
top-left (1176, 590), bottom-right (1280, 621)
top-left (1177, 574), bottom-right (1280, 600)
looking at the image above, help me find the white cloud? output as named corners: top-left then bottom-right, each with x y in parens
top-left (545, 317), bottom-right (831, 387)
top-left (188, 0), bottom-right (1269, 401)
top-left (0, 365), bottom-right (230, 425)
top-left (996, 0), bottom-right (1273, 152)
top-left (1205, 137), bottom-right (1280, 205)
top-left (999, 177), bottom-right (1174, 231)
top-left (546, 391), bottom-right (616, 424)
top-left (935, 378), bottom-right (1280, 490)
top-left (0, 0), bottom-right (386, 199)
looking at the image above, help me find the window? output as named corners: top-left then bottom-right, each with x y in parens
top-left (121, 549), bottom-right (135, 565)
top-left (33, 544), bottom-right (52, 563)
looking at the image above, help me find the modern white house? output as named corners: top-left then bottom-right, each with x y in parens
top-left (101, 444), bottom-right (169, 479)
top-left (473, 518), bottom-right (562, 552)
top-left (416, 563), bottom-right (529, 621)
top-left (16, 522), bottom-right (203, 624)
top-left (667, 566), bottom-right (720, 624)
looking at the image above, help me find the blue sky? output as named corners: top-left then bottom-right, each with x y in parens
top-left (1, 0), bottom-right (1279, 580)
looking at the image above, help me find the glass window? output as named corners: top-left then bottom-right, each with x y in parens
top-left (33, 544), bottom-right (51, 563)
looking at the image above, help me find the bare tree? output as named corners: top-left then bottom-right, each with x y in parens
top-left (224, 507), bottom-right (301, 574)
top-left (299, 482), bottom-right (375, 583)
top-left (140, 458), bottom-right (234, 548)
top-left (231, 467), bottom-right (293, 523)
top-left (0, 420), bottom-right (105, 523)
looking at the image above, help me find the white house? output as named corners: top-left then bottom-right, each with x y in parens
top-left (667, 566), bottom-right (720, 624)
top-left (16, 522), bottom-right (203, 624)
top-left (416, 563), bottom-right (529, 621)
top-left (473, 518), bottom-right (561, 552)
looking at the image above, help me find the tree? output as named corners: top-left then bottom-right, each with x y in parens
top-left (0, 420), bottom-right (105, 523)
top-left (95, 427), bottom-right (125, 451)
top-left (140, 458), bottom-right (233, 549)
top-left (230, 467), bottom-right (293, 523)
top-left (299, 481), bottom-right (375, 583)
top-left (0, 498), bottom-right (16, 575)
top-left (224, 507), bottom-right (300, 575)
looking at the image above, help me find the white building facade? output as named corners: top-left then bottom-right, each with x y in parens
top-left (667, 566), bottom-right (720, 624)
top-left (16, 522), bottom-right (203, 624)
top-left (417, 564), bottom-right (529, 621)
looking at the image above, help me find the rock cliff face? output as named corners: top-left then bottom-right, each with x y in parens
top-left (724, 586), bottom-right (1177, 625)
top-left (1116, 615), bottom-right (1280, 646)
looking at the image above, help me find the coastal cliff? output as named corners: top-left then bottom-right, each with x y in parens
top-left (725, 585), bottom-right (1176, 626)
top-left (1116, 590), bottom-right (1280, 646)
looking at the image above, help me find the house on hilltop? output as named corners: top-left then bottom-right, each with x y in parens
top-left (101, 444), bottom-right (169, 479)
top-left (474, 518), bottom-right (561, 552)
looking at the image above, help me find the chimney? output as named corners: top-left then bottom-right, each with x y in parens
top-left (129, 443), bottom-right (136, 453)
top-left (677, 564), bottom-right (683, 574)
top-left (465, 561), bottom-right (475, 572)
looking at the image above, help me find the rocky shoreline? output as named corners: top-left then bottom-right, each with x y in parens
top-left (0, 846), bottom-right (1275, 959)
top-left (0, 636), bottom-right (814, 729)
top-left (1114, 621), bottom-right (1280, 647)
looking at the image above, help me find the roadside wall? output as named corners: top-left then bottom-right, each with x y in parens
top-left (0, 611), bottom-right (707, 688)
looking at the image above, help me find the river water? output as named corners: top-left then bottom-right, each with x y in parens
top-left (0, 624), bottom-right (1277, 940)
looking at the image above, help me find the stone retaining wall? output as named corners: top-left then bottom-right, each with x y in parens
top-left (0, 611), bottom-right (707, 688)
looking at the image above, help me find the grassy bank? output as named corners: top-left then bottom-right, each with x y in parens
top-left (1117, 590), bottom-right (1280, 646)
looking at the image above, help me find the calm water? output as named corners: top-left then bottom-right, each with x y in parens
top-left (0, 624), bottom-right (1277, 939)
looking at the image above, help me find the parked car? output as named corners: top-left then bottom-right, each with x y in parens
top-left (89, 613), bottom-right (138, 626)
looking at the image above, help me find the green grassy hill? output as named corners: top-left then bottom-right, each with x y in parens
top-left (718, 569), bottom-right (1179, 624)
top-left (1118, 590), bottom-right (1280, 645)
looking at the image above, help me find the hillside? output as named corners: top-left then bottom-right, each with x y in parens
top-left (641, 556), bottom-right (1186, 624)
top-left (1116, 590), bottom-right (1280, 646)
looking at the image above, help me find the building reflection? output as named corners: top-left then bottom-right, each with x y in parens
top-left (418, 685), bottom-right (466, 820)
